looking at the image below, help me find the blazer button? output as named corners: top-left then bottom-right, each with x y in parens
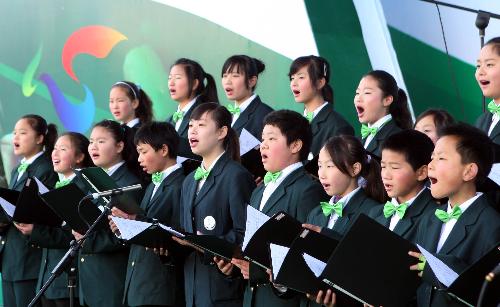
top-left (80, 257), bottom-right (85, 263)
top-left (250, 286), bottom-right (254, 292)
top-left (1, 240), bottom-right (4, 245)
top-left (131, 261), bottom-right (135, 267)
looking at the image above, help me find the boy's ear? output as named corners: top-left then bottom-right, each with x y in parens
top-left (351, 162), bottom-right (362, 177)
top-left (290, 139), bottom-right (303, 155)
top-left (416, 164), bottom-right (428, 182)
top-left (462, 163), bottom-right (479, 182)
top-left (160, 144), bottom-right (169, 158)
top-left (116, 141), bottom-right (124, 154)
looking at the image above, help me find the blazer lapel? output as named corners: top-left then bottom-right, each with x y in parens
top-left (140, 184), bottom-right (155, 211)
top-left (310, 105), bottom-right (331, 137)
top-left (394, 190), bottom-right (432, 237)
top-left (439, 197), bottom-right (487, 255)
top-left (489, 118), bottom-right (500, 140)
top-left (178, 98), bottom-right (202, 137)
top-left (149, 168), bottom-right (183, 206)
top-left (332, 189), bottom-right (365, 233)
top-left (251, 185), bottom-right (265, 210)
top-left (194, 154), bottom-right (228, 206)
top-left (261, 168), bottom-right (302, 215)
top-left (232, 96), bottom-right (260, 134)
top-left (425, 204), bottom-right (446, 252)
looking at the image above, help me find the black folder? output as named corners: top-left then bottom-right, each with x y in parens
top-left (74, 167), bottom-right (143, 215)
top-left (183, 234), bottom-right (241, 261)
top-left (40, 183), bottom-right (108, 234)
top-left (274, 228), bottom-right (338, 294)
top-left (430, 244), bottom-right (500, 306)
top-left (241, 148), bottom-right (266, 179)
top-left (125, 223), bottom-right (182, 249)
top-left (243, 211), bottom-right (303, 269)
top-left (320, 214), bottom-right (420, 307)
top-left (0, 178), bottom-right (62, 226)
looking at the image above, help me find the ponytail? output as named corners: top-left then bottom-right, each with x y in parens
top-left (200, 72), bottom-right (219, 103)
top-left (361, 154), bottom-right (387, 203)
top-left (364, 70), bottom-right (413, 129)
top-left (390, 88), bottom-right (413, 130)
top-left (21, 114), bottom-right (58, 155)
top-left (190, 102), bottom-right (240, 162)
top-left (324, 135), bottom-right (387, 204)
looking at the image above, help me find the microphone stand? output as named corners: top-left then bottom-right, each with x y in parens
top-left (417, 0), bottom-right (500, 113)
top-left (28, 195), bottom-right (114, 307)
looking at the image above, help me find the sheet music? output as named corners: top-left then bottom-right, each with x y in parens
top-left (111, 216), bottom-right (152, 240)
top-left (159, 223), bottom-right (185, 238)
top-left (239, 128), bottom-right (261, 156)
top-left (33, 177), bottom-right (49, 194)
top-left (242, 205), bottom-right (270, 251)
top-left (488, 163), bottom-right (500, 186)
top-left (303, 253), bottom-right (327, 277)
top-left (417, 244), bottom-right (458, 287)
top-left (0, 197), bottom-right (15, 218)
top-left (270, 243), bottom-right (289, 279)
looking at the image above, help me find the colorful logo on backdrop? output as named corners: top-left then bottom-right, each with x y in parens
top-left (21, 25), bottom-right (127, 132)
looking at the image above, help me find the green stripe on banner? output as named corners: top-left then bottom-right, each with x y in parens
top-left (388, 26), bottom-right (483, 124)
top-left (305, 0), bottom-right (373, 131)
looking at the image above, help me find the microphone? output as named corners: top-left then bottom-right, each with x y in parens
top-left (90, 184), bottom-right (142, 199)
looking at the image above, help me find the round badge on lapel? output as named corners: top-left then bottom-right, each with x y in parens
top-left (204, 216), bottom-right (216, 231)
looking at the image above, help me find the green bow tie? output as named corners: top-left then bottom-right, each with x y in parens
top-left (361, 124), bottom-right (378, 139)
top-left (305, 112), bottom-right (314, 123)
top-left (435, 206), bottom-right (462, 223)
top-left (194, 167), bottom-right (210, 181)
top-left (487, 101), bottom-right (500, 116)
top-left (152, 172), bottom-right (163, 185)
top-left (263, 171), bottom-right (282, 185)
top-left (172, 110), bottom-right (184, 123)
top-left (320, 201), bottom-right (344, 217)
top-left (383, 201), bottom-right (408, 219)
top-left (55, 179), bottom-right (71, 189)
top-left (17, 162), bottom-right (29, 173)
top-left (226, 104), bottom-right (241, 116)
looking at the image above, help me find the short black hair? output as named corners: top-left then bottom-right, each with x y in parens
top-left (381, 129), bottom-right (434, 171)
top-left (134, 122), bottom-right (179, 159)
top-left (440, 123), bottom-right (494, 185)
top-left (263, 110), bottom-right (312, 161)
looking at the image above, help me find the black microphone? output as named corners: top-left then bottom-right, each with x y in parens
top-left (90, 184), bottom-right (142, 199)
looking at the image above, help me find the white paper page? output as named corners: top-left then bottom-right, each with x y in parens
top-left (488, 163), bottom-right (500, 186)
top-left (270, 243), bottom-right (290, 279)
top-left (242, 205), bottom-right (270, 251)
top-left (159, 223), bottom-right (185, 238)
top-left (111, 216), bottom-right (152, 240)
top-left (417, 244), bottom-right (458, 287)
top-left (303, 253), bottom-right (327, 278)
top-left (239, 128), bottom-right (261, 156)
top-left (176, 156), bottom-right (188, 164)
top-left (33, 177), bottom-right (49, 194)
top-left (0, 197), bottom-right (15, 218)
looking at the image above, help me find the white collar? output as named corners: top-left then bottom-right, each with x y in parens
top-left (368, 113), bottom-right (392, 128)
top-left (58, 173), bottom-right (76, 181)
top-left (446, 192), bottom-right (483, 214)
top-left (391, 187), bottom-right (427, 207)
top-left (125, 118), bottom-right (140, 128)
top-left (201, 151), bottom-right (225, 172)
top-left (178, 96), bottom-right (199, 113)
top-left (331, 186), bottom-right (361, 207)
top-left (270, 162), bottom-right (303, 187)
top-left (105, 161), bottom-right (126, 176)
top-left (21, 151), bottom-right (45, 165)
top-left (303, 101), bottom-right (329, 119)
top-left (235, 94), bottom-right (256, 114)
top-left (154, 163), bottom-right (182, 186)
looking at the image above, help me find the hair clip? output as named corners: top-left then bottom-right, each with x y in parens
top-left (323, 63), bottom-right (327, 77)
